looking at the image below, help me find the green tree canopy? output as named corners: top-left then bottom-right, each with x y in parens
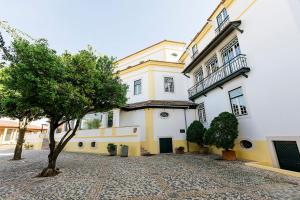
top-left (1, 38), bottom-right (127, 176)
top-left (0, 36), bottom-right (44, 160)
top-left (204, 112), bottom-right (238, 150)
top-left (186, 120), bottom-right (206, 146)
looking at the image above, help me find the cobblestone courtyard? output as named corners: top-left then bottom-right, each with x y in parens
top-left (1, 149), bottom-right (300, 200)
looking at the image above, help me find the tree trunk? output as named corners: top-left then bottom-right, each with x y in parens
top-left (38, 119), bottom-right (80, 177)
top-left (12, 128), bottom-right (26, 160)
top-left (38, 122), bottom-right (60, 177)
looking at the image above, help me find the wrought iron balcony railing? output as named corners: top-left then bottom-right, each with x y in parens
top-left (188, 54), bottom-right (250, 99)
top-left (215, 16), bottom-right (230, 34)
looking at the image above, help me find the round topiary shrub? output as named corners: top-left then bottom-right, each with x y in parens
top-left (204, 112), bottom-right (238, 151)
top-left (186, 120), bottom-right (206, 147)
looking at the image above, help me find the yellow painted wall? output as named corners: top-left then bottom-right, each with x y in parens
top-left (173, 140), bottom-right (200, 153)
top-left (209, 140), bottom-right (273, 165)
top-left (64, 141), bottom-right (141, 156)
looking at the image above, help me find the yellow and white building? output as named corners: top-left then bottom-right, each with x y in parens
top-left (58, 40), bottom-right (199, 156)
top-left (181, 0), bottom-right (300, 172)
top-left (0, 119), bottom-right (48, 149)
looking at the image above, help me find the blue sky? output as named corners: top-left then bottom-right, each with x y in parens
top-left (0, 0), bottom-right (219, 59)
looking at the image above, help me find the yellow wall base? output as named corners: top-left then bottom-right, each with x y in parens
top-left (141, 140), bottom-right (200, 154)
top-left (64, 141), bottom-right (141, 156)
top-left (209, 140), bottom-right (273, 165)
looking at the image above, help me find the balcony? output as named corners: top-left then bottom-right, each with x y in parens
top-left (215, 16), bottom-right (230, 34)
top-left (188, 54), bottom-right (250, 100)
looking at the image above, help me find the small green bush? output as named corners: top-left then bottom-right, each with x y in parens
top-left (204, 112), bottom-right (238, 150)
top-left (107, 143), bottom-right (117, 156)
top-left (186, 120), bottom-right (206, 146)
top-left (107, 143), bottom-right (117, 151)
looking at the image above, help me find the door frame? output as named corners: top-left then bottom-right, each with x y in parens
top-left (158, 137), bottom-right (174, 154)
top-left (267, 136), bottom-right (300, 168)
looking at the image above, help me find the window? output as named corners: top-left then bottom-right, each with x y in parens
top-left (195, 68), bottom-right (204, 82)
top-left (217, 8), bottom-right (229, 27)
top-left (4, 129), bottom-right (13, 142)
top-left (221, 38), bottom-right (241, 64)
top-left (160, 112), bottom-right (169, 118)
top-left (198, 102), bottom-right (207, 123)
top-left (80, 113), bottom-right (102, 130)
top-left (134, 79), bottom-right (142, 95)
top-left (191, 44), bottom-right (198, 58)
top-left (107, 111), bottom-right (113, 128)
top-left (240, 140), bottom-right (253, 149)
top-left (164, 77), bottom-right (174, 92)
top-left (229, 87), bottom-right (248, 116)
top-left (206, 55), bottom-right (219, 75)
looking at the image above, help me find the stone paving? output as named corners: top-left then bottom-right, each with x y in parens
top-left (1, 149), bottom-right (300, 200)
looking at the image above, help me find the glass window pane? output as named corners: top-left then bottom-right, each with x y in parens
top-left (164, 77), bottom-right (174, 92)
top-left (229, 87), bottom-right (242, 98)
top-left (4, 129), bottom-right (13, 141)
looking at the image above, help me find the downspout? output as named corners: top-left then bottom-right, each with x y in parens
top-left (184, 107), bottom-right (189, 152)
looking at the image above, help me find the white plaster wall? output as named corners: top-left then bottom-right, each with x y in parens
top-left (153, 108), bottom-right (197, 141)
top-left (185, 0), bottom-right (300, 143)
top-left (153, 67), bottom-right (189, 101)
top-left (119, 109), bottom-right (146, 141)
top-left (120, 68), bottom-right (149, 104)
top-left (117, 45), bottom-right (184, 71)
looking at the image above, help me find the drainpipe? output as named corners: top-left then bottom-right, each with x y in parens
top-left (184, 108), bottom-right (189, 152)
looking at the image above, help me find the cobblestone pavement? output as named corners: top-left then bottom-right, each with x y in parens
top-left (1, 150), bottom-right (300, 200)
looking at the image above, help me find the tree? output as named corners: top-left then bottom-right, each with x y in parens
top-left (38, 47), bottom-right (127, 177)
top-left (186, 120), bottom-right (206, 147)
top-left (0, 89), bottom-right (43, 160)
top-left (0, 33), bottom-right (43, 160)
top-left (204, 112), bottom-right (238, 151)
top-left (0, 36), bottom-right (127, 176)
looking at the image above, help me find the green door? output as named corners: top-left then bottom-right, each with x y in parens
top-left (159, 138), bottom-right (173, 153)
top-left (273, 141), bottom-right (300, 172)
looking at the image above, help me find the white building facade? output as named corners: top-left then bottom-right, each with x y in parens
top-left (181, 0), bottom-right (300, 172)
top-left (58, 40), bottom-right (199, 156)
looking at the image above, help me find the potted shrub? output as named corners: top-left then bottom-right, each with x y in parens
top-left (107, 143), bottom-right (117, 156)
top-left (204, 112), bottom-right (238, 161)
top-left (175, 146), bottom-right (185, 154)
top-left (24, 143), bottom-right (34, 150)
top-left (186, 120), bottom-right (208, 154)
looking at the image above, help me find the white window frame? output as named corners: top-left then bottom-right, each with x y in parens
top-left (134, 79), bottom-right (142, 95)
top-left (194, 68), bottom-right (204, 83)
top-left (206, 55), bottom-right (219, 75)
top-left (198, 102), bottom-right (207, 124)
top-left (221, 37), bottom-right (241, 64)
top-left (228, 87), bottom-right (248, 116)
top-left (164, 77), bottom-right (174, 93)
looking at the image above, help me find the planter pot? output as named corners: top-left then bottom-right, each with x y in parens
top-left (199, 146), bottom-right (209, 154)
top-left (222, 150), bottom-right (237, 161)
top-left (120, 145), bottom-right (129, 157)
top-left (108, 148), bottom-right (117, 156)
top-left (175, 149), bottom-right (184, 154)
top-left (108, 147), bottom-right (117, 156)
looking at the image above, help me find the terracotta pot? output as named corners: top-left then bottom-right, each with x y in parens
top-left (222, 150), bottom-right (237, 161)
top-left (175, 148), bottom-right (185, 154)
top-left (199, 147), bottom-right (209, 154)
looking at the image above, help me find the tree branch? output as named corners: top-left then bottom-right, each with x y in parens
top-left (54, 119), bottom-right (81, 156)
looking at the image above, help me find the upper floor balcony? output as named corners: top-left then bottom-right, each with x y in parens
top-left (215, 15), bottom-right (230, 34)
top-left (188, 54), bottom-right (250, 100)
